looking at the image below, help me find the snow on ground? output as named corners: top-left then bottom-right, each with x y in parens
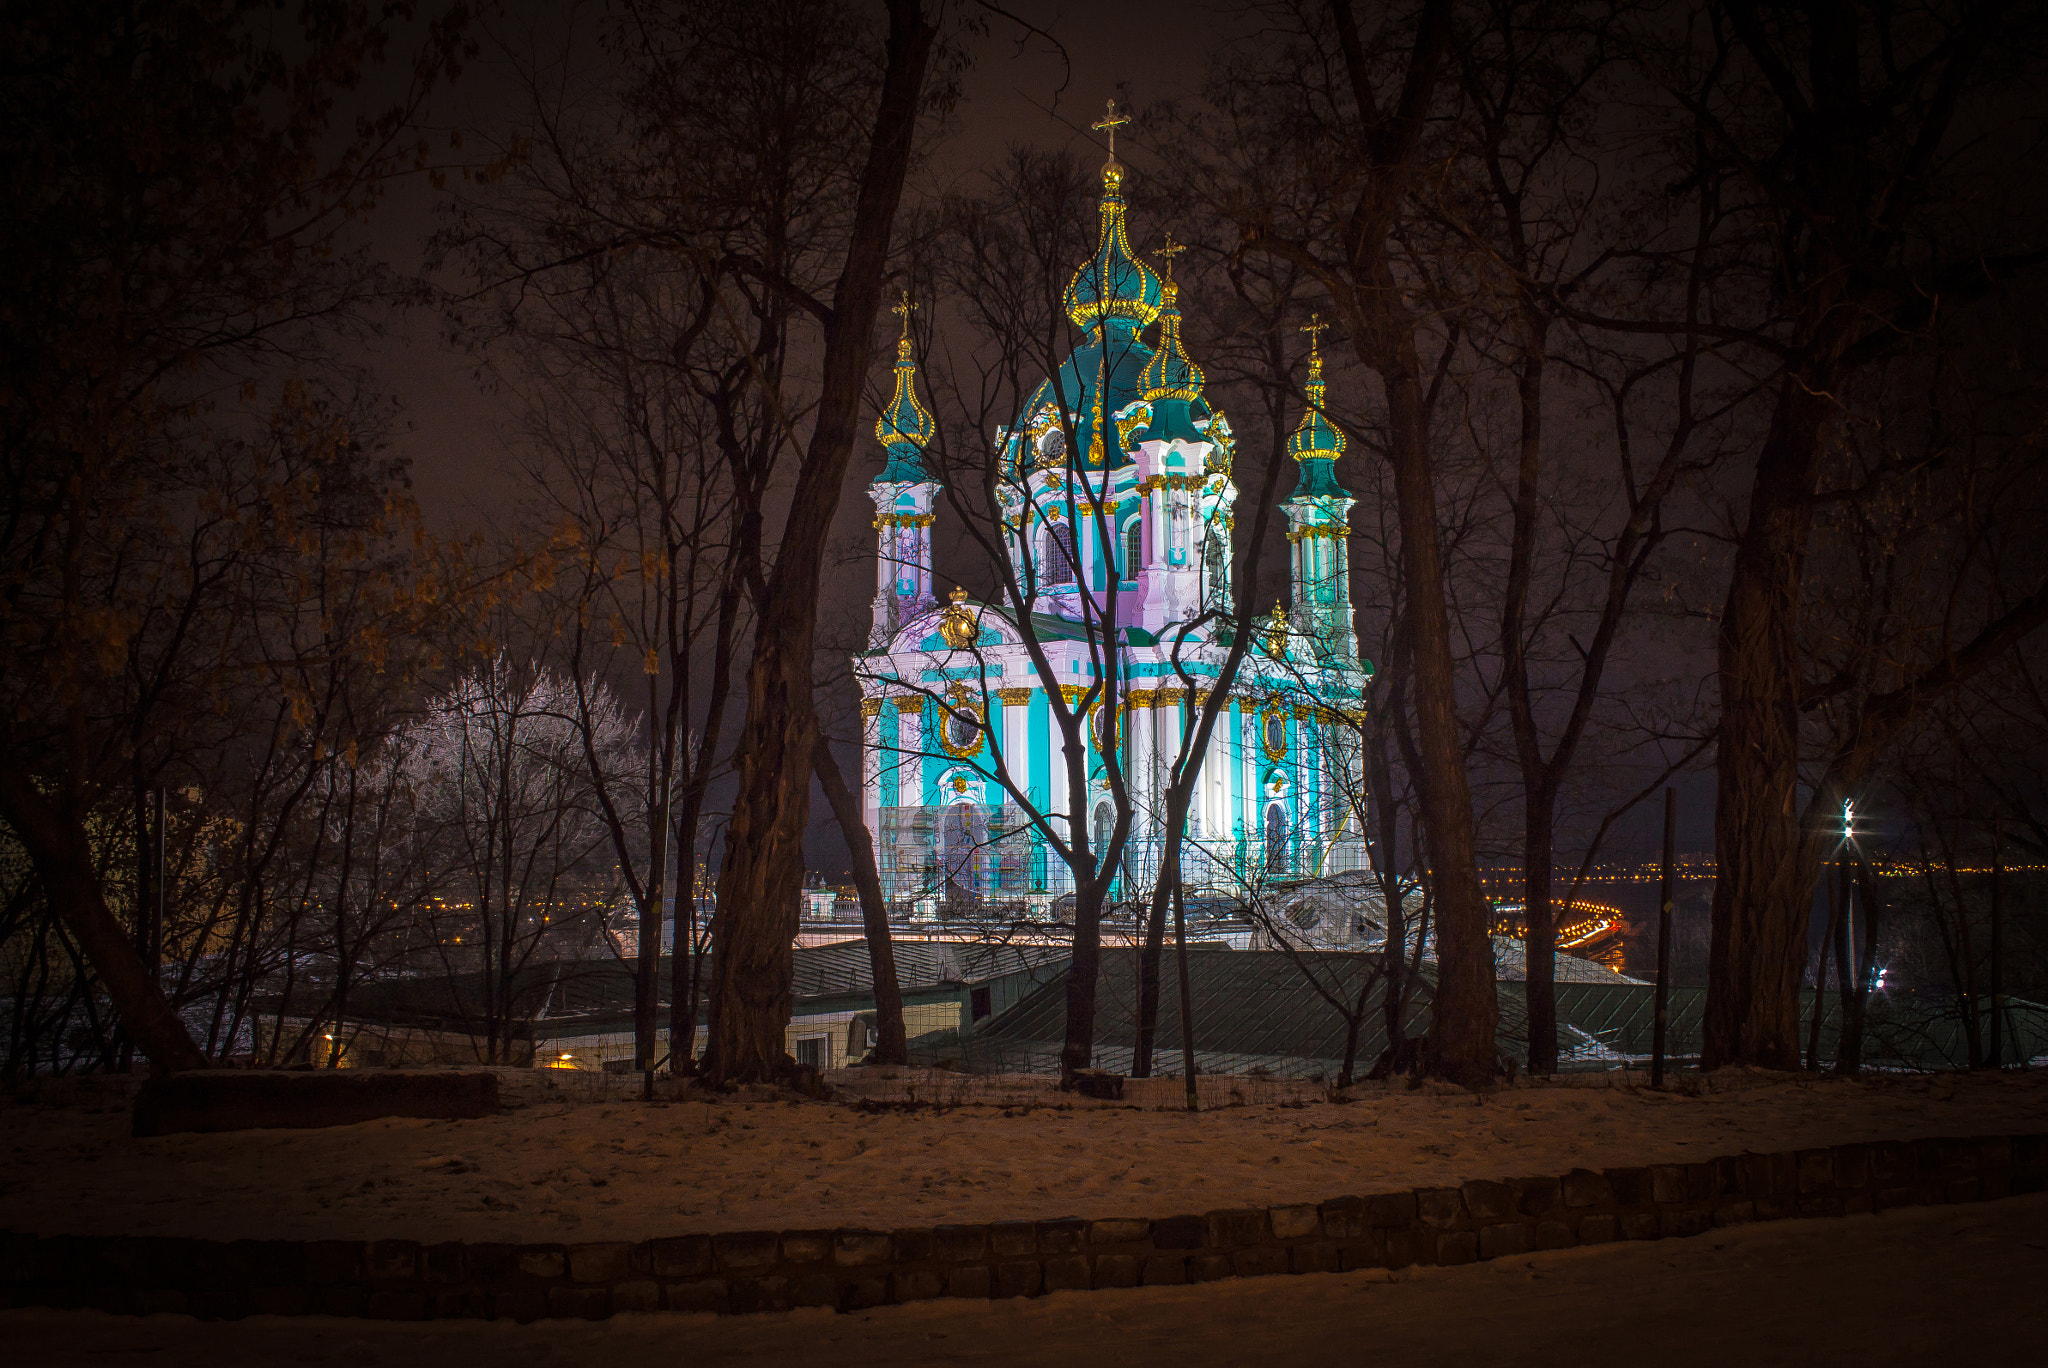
top-left (3, 1066), bottom-right (2044, 1243)
top-left (7, 1194), bottom-right (2045, 1367)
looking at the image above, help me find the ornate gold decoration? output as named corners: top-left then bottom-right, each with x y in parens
top-left (860, 698), bottom-right (883, 717)
top-left (938, 587), bottom-right (979, 650)
top-left (1138, 472), bottom-right (1208, 495)
top-left (1126, 688), bottom-right (1158, 708)
top-left (893, 696), bottom-right (923, 714)
top-left (874, 512), bottom-right (935, 530)
top-left (1059, 684), bottom-right (1090, 705)
top-left (1115, 407), bottom-right (1151, 451)
top-left (1205, 409), bottom-right (1235, 474)
top-left (1286, 525), bottom-right (1344, 543)
top-left (937, 683), bottom-right (985, 759)
top-left (1263, 602), bottom-right (1290, 659)
top-left (1154, 688), bottom-right (1187, 706)
top-left (1261, 703), bottom-right (1290, 761)
top-left (996, 687), bottom-right (1034, 705)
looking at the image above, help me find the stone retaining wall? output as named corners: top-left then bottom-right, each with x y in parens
top-left (4, 1132), bottom-right (2039, 1322)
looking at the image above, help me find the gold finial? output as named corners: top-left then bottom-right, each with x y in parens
top-left (1300, 311), bottom-right (1329, 363)
top-left (939, 589), bottom-right (978, 650)
top-left (1092, 98), bottom-right (1130, 162)
top-left (1153, 232), bottom-right (1186, 283)
top-left (892, 290), bottom-right (917, 339)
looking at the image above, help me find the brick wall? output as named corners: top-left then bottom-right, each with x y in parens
top-left (3, 1131), bottom-right (2038, 1322)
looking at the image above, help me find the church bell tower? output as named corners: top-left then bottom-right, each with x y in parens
top-left (870, 293), bottom-right (938, 649)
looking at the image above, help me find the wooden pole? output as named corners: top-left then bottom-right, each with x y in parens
top-left (1990, 818), bottom-right (2005, 1068)
top-left (1807, 859), bottom-right (1838, 1070)
top-left (1652, 787), bottom-right (1675, 1088)
top-left (1173, 880), bottom-right (1197, 1111)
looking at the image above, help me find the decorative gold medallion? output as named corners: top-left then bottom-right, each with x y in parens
top-left (939, 587), bottom-right (979, 650)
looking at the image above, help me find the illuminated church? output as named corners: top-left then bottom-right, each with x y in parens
top-left (856, 113), bottom-right (1373, 916)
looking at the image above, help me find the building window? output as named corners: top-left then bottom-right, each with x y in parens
top-left (1125, 519), bottom-right (1143, 574)
top-left (1043, 523), bottom-right (1077, 586)
top-left (1265, 802), bottom-right (1288, 874)
top-left (971, 986), bottom-right (992, 1020)
top-left (795, 1036), bottom-right (827, 1070)
top-left (1263, 711), bottom-right (1287, 758)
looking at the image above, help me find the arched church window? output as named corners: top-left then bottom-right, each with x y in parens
top-left (1093, 800), bottom-right (1114, 860)
top-left (1043, 522), bottom-right (1077, 586)
top-left (1124, 519), bottom-right (1143, 575)
top-left (1265, 802), bottom-right (1288, 874)
top-left (1037, 427), bottom-right (1067, 464)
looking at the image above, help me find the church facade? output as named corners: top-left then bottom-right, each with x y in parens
top-left (856, 126), bottom-right (1373, 914)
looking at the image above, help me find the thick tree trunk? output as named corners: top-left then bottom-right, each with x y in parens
top-left (0, 770), bottom-right (205, 1072)
top-left (1702, 375), bottom-right (1831, 1070)
top-left (1059, 876), bottom-right (1111, 1082)
top-left (1383, 375), bottom-right (1497, 1085)
top-left (813, 733), bottom-right (905, 1064)
top-left (703, 1), bottom-right (934, 1085)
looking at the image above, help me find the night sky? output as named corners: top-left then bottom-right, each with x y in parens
top-left (358, 0), bottom-right (1721, 879)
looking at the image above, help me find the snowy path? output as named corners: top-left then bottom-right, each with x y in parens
top-left (7, 1194), bottom-right (2043, 1366)
top-left (4, 1068), bottom-right (2045, 1242)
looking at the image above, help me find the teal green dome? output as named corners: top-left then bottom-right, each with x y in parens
top-left (1287, 325), bottom-right (1345, 497)
top-left (1063, 161), bottom-right (1163, 332)
top-left (875, 311), bottom-right (935, 483)
top-left (1141, 280), bottom-right (1203, 403)
top-left (1138, 278), bottom-right (1209, 446)
top-left (1015, 326), bottom-right (1160, 470)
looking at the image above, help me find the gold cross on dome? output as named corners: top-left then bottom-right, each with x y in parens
top-left (1300, 311), bottom-right (1330, 359)
top-left (1153, 232), bottom-right (1186, 280)
top-left (1092, 99), bottom-right (1130, 158)
top-left (892, 290), bottom-right (917, 338)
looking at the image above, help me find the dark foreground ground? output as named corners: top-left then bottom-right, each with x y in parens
top-left (10, 1193), bottom-right (2043, 1367)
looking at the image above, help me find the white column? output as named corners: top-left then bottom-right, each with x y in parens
top-left (1048, 691), bottom-right (1070, 828)
top-left (896, 701), bottom-right (924, 808)
top-left (862, 700), bottom-right (883, 835)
